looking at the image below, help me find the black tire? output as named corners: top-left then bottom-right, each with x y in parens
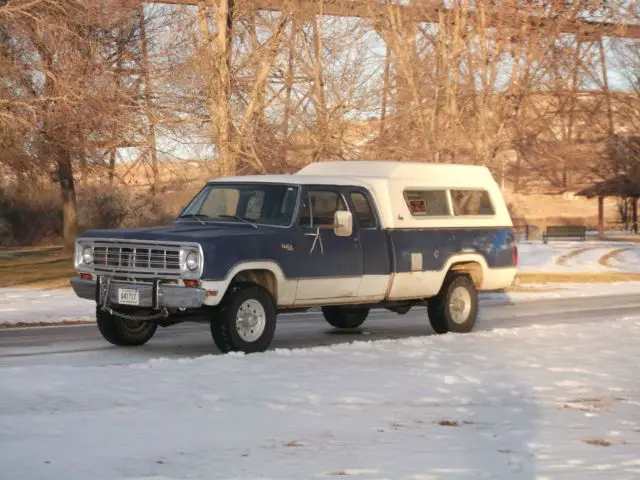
top-left (96, 307), bottom-right (158, 346)
top-left (210, 283), bottom-right (277, 354)
top-left (321, 306), bottom-right (369, 329)
top-left (427, 273), bottom-right (478, 334)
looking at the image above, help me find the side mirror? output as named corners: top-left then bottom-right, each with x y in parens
top-left (333, 210), bottom-right (353, 237)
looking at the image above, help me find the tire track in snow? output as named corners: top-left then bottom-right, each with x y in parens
top-left (598, 247), bottom-right (633, 267)
top-left (555, 246), bottom-right (603, 266)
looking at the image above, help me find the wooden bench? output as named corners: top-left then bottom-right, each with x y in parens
top-left (542, 225), bottom-right (587, 243)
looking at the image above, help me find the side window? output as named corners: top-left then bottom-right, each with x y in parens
top-left (299, 190), bottom-right (348, 228)
top-left (403, 190), bottom-right (450, 217)
top-left (350, 192), bottom-right (376, 228)
top-left (450, 189), bottom-right (495, 216)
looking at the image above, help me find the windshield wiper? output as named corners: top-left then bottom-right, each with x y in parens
top-left (178, 213), bottom-right (208, 225)
top-left (218, 214), bottom-right (259, 229)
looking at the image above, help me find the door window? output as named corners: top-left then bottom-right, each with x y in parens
top-left (299, 190), bottom-right (348, 228)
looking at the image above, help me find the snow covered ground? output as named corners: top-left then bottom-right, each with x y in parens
top-left (517, 240), bottom-right (640, 273)
top-left (2, 241), bottom-right (640, 478)
top-left (2, 313), bottom-right (640, 479)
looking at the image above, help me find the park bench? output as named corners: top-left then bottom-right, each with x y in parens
top-left (542, 225), bottom-right (587, 243)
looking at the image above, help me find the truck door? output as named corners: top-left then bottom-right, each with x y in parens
top-left (347, 188), bottom-right (391, 300)
top-left (292, 186), bottom-right (364, 303)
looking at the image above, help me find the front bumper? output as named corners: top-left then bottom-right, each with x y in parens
top-left (70, 277), bottom-right (206, 309)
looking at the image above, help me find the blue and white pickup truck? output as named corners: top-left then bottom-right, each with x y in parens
top-left (72, 161), bottom-right (518, 353)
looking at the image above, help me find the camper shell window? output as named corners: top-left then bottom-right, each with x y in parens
top-left (402, 187), bottom-right (495, 218)
top-left (403, 190), bottom-right (450, 217)
top-left (450, 189), bottom-right (494, 216)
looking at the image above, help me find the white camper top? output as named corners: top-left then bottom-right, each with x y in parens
top-left (296, 160), bottom-right (495, 186)
top-left (213, 161), bottom-right (512, 229)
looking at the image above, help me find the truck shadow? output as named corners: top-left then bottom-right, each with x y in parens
top-left (135, 306), bottom-right (546, 359)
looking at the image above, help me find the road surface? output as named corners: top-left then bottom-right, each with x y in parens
top-left (1, 293), bottom-right (638, 368)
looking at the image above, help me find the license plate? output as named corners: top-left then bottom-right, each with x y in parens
top-left (117, 288), bottom-right (140, 306)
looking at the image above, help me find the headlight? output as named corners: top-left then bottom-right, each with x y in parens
top-left (81, 246), bottom-right (93, 265)
top-left (185, 251), bottom-right (199, 271)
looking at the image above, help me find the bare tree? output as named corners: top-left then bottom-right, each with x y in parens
top-left (0, 0), bottom-right (149, 250)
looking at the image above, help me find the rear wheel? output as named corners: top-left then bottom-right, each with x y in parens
top-left (427, 273), bottom-right (478, 334)
top-left (210, 284), bottom-right (277, 354)
top-left (322, 306), bottom-right (369, 329)
top-left (96, 307), bottom-right (158, 346)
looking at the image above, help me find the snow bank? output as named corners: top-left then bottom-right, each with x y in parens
top-left (0, 287), bottom-right (95, 325)
top-left (2, 315), bottom-right (640, 479)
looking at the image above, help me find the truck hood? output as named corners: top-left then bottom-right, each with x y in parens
top-left (78, 222), bottom-right (270, 244)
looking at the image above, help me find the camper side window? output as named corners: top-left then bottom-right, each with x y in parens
top-left (403, 190), bottom-right (450, 217)
top-left (450, 189), bottom-right (495, 216)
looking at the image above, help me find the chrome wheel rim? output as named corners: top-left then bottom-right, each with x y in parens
top-left (449, 286), bottom-right (472, 324)
top-left (236, 299), bottom-right (266, 342)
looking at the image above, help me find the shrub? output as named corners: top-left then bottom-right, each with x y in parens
top-left (77, 186), bottom-right (129, 231)
top-left (77, 186), bottom-right (173, 232)
top-left (0, 183), bottom-right (63, 246)
top-left (0, 182), bottom-right (175, 247)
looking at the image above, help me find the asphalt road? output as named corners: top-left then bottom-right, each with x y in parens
top-left (1, 293), bottom-right (639, 368)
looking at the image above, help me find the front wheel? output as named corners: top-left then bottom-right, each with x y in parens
top-left (96, 307), bottom-right (158, 346)
top-left (427, 273), bottom-right (478, 334)
top-left (210, 284), bottom-right (277, 354)
top-left (322, 306), bottom-right (369, 329)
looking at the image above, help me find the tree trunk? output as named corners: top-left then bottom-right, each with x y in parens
top-left (57, 150), bottom-right (78, 253)
top-left (633, 197), bottom-right (638, 234)
top-left (109, 149), bottom-right (116, 183)
top-left (139, 6), bottom-right (159, 195)
top-left (379, 44), bottom-right (391, 146)
top-left (214, 0), bottom-right (235, 176)
top-left (311, 14), bottom-right (327, 162)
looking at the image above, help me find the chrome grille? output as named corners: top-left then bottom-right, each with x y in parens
top-left (91, 241), bottom-right (184, 278)
top-left (93, 246), bottom-right (180, 270)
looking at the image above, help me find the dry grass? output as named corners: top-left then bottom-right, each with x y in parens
top-left (505, 284), bottom-right (559, 292)
top-left (0, 320), bottom-right (93, 329)
top-left (0, 247), bottom-right (73, 288)
top-left (284, 440), bottom-right (303, 447)
top-left (583, 438), bottom-right (612, 447)
top-left (516, 272), bottom-right (640, 283)
top-left (435, 419), bottom-right (459, 427)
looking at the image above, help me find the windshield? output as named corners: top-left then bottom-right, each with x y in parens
top-left (178, 183), bottom-right (300, 227)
